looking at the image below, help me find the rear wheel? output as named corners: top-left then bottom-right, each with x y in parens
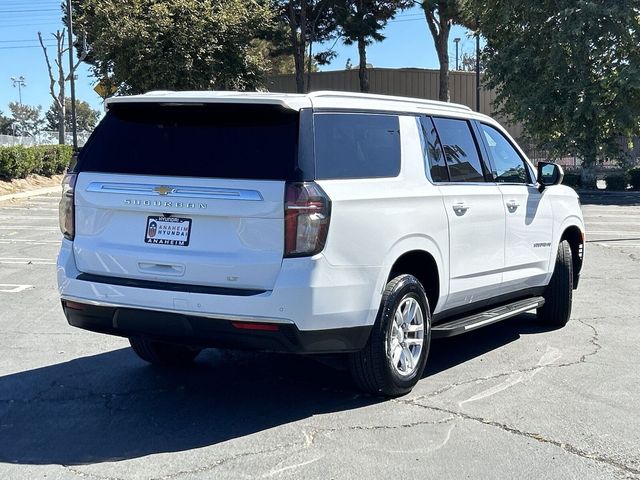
top-left (537, 240), bottom-right (573, 326)
top-left (129, 337), bottom-right (201, 366)
top-left (349, 274), bottom-right (431, 397)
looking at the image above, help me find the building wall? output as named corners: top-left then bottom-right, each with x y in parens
top-left (266, 67), bottom-right (524, 140)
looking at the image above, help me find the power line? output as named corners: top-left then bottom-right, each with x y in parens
top-left (0, 22), bottom-right (62, 28)
top-left (0, 44), bottom-right (56, 50)
top-left (0, 8), bottom-right (60, 14)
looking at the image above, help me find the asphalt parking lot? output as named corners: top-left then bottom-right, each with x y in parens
top-left (0, 191), bottom-right (639, 479)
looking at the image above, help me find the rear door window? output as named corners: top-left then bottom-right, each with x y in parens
top-left (76, 103), bottom-right (301, 180)
top-left (314, 113), bottom-right (401, 179)
top-left (432, 117), bottom-right (486, 183)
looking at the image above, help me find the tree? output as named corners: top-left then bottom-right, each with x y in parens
top-left (273, 0), bottom-right (339, 93)
top-left (8, 103), bottom-right (44, 137)
top-left (38, 30), bottom-right (87, 145)
top-left (336, 0), bottom-right (411, 92)
top-left (251, 38), bottom-right (319, 75)
top-left (0, 111), bottom-right (12, 135)
top-left (45, 98), bottom-right (100, 133)
top-left (470, 0), bottom-right (640, 174)
top-left (419, 0), bottom-right (471, 101)
top-left (71, 0), bottom-right (275, 94)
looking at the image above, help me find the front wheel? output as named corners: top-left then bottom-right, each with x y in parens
top-left (129, 337), bottom-right (201, 366)
top-left (537, 240), bottom-right (573, 326)
top-left (349, 274), bottom-right (431, 397)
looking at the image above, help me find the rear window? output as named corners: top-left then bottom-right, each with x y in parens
top-left (76, 103), bottom-right (301, 180)
top-left (314, 113), bottom-right (401, 179)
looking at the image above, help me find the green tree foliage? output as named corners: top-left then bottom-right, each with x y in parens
top-left (0, 111), bottom-right (12, 135)
top-left (419, 0), bottom-right (472, 101)
top-left (336, 0), bottom-right (412, 92)
top-left (251, 38), bottom-right (319, 75)
top-left (470, 0), bottom-right (640, 168)
top-left (273, 0), bottom-right (339, 93)
top-left (8, 103), bottom-right (44, 137)
top-left (71, 0), bottom-right (275, 93)
top-left (45, 98), bottom-right (100, 133)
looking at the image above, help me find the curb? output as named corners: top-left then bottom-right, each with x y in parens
top-left (0, 185), bottom-right (62, 204)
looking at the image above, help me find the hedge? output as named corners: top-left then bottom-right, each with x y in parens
top-left (604, 173), bottom-right (628, 191)
top-left (0, 145), bottom-right (74, 180)
top-left (629, 166), bottom-right (640, 191)
top-left (562, 172), bottom-right (580, 188)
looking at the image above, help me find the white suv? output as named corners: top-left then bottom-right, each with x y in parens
top-left (57, 91), bottom-right (585, 396)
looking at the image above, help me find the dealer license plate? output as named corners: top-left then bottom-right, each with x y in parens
top-left (145, 216), bottom-right (192, 246)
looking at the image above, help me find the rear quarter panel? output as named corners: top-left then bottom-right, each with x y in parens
top-left (316, 115), bottom-right (450, 316)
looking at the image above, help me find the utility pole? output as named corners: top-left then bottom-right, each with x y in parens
top-left (475, 20), bottom-right (481, 112)
top-left (453, 38), bottom-right (460, 71)
top-left (66, 0), bottom-right (78, 150)
top-left (10, 76), bottom-right (26, 105)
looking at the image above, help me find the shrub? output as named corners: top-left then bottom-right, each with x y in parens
top-left (578, 174), bottom-right (598, 190)
top-left (604, 173), bottom-right (628, 191)
top-left (562, 172), bottom-right (580, 188)
top-left (628, 166), bottom-right (640, 191)
top-left (36, 145), bottom-right (74, 176)
top-left (0, 145), bottom-right (74, 180)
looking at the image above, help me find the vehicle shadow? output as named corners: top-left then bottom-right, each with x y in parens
top-left (425, 312), bottom-right (558, 376)
top-left (0, 313), bottom-right (555, 466)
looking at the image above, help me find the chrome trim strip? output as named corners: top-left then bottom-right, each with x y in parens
top-left (86, 182), bottom-right (263, 201)
top-left (463, 302), bottom-right (543, 331)
top-left (61, 295), bottom-right (294, 325)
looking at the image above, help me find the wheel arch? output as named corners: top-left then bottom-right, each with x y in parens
top-left (560, 224), bottom-right (584, 287)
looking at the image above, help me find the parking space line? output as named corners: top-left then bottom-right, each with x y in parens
top-left (0, 226), bottom-right (59, 230)
top-left (0, 284), bottom-right (34, 293)
top-left (0, 239), bottom-right (61, 244)
top-left (0, 257), bottom-right (56, 265)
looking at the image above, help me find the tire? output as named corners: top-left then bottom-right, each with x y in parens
top-left (349, 274), bottom-right (431, 397)
top-left (129, 337), bottom-right (201, 366)
top-left (537, 239), bottom-right (573, 326)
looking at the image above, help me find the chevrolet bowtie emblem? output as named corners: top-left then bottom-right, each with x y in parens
top-left (154, 186), bottom-right (174, 196)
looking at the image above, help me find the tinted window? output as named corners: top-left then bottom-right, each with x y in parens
top-left (432, 118), bottom-right (485, 183)
top-left (76, 103), bottom-right (300, 180)
top-left (481, 124), bottom-right (529, 183)
top-left (314, 113), bottom-right (401, 179)
top-left (419, 117), bottom-right (449, 182)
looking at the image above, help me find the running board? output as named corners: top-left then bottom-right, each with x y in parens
top-left (432, 297), bottom-right (545, 339)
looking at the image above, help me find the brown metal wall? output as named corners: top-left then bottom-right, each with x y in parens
top-left (266, 67), bottom-right (524, 140)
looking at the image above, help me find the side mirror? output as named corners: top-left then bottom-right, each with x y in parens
top-left (537, 161), bottom-right (564, 192)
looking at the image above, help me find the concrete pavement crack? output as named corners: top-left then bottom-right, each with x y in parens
top-left (63, 465), bottom-right (125, 480)
top-left (306, 415), bottom-right (456, 439)
top-left (154, 440), bottom-right (305, 480)
top-left (398, 401), bottom-right (640, 477)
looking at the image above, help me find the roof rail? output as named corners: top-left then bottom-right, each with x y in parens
top-left (308, 90), bottom-right (472, 112)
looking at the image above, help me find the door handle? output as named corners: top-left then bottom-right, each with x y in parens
top-left (506, 200), bottom-right (520, 212)
top-left (452, 202), bottom-right (471, 216)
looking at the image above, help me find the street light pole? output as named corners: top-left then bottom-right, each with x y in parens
top-left (10, 76), bottom-right (26, 105)
top-left (475, 20), bottom-right (481, 112)
top-left (66, 0), bottom-right (78, 150)
top-left (453, 38), bottom-right (461, 71)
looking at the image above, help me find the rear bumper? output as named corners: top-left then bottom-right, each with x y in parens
top-left (57, 239), bottom-right (381, 352)
top-left (62, 300), bottom-right (371, 353)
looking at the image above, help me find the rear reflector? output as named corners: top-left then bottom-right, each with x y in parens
top-left (231, 322), bottom-right (280, 332)
top-left (64, 301), bottom-right (86, 311)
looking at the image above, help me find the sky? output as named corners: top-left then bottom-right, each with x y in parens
top-left (0, 1), bottom-right (474, 118)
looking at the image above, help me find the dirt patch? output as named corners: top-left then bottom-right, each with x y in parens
top-left (0, 174), bottom-right (64, 196)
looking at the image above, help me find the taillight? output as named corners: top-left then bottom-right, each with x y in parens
top-left (284, 182), bottom-right (331, 257)
top-left (59, 173), bottom-right (76, 240)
